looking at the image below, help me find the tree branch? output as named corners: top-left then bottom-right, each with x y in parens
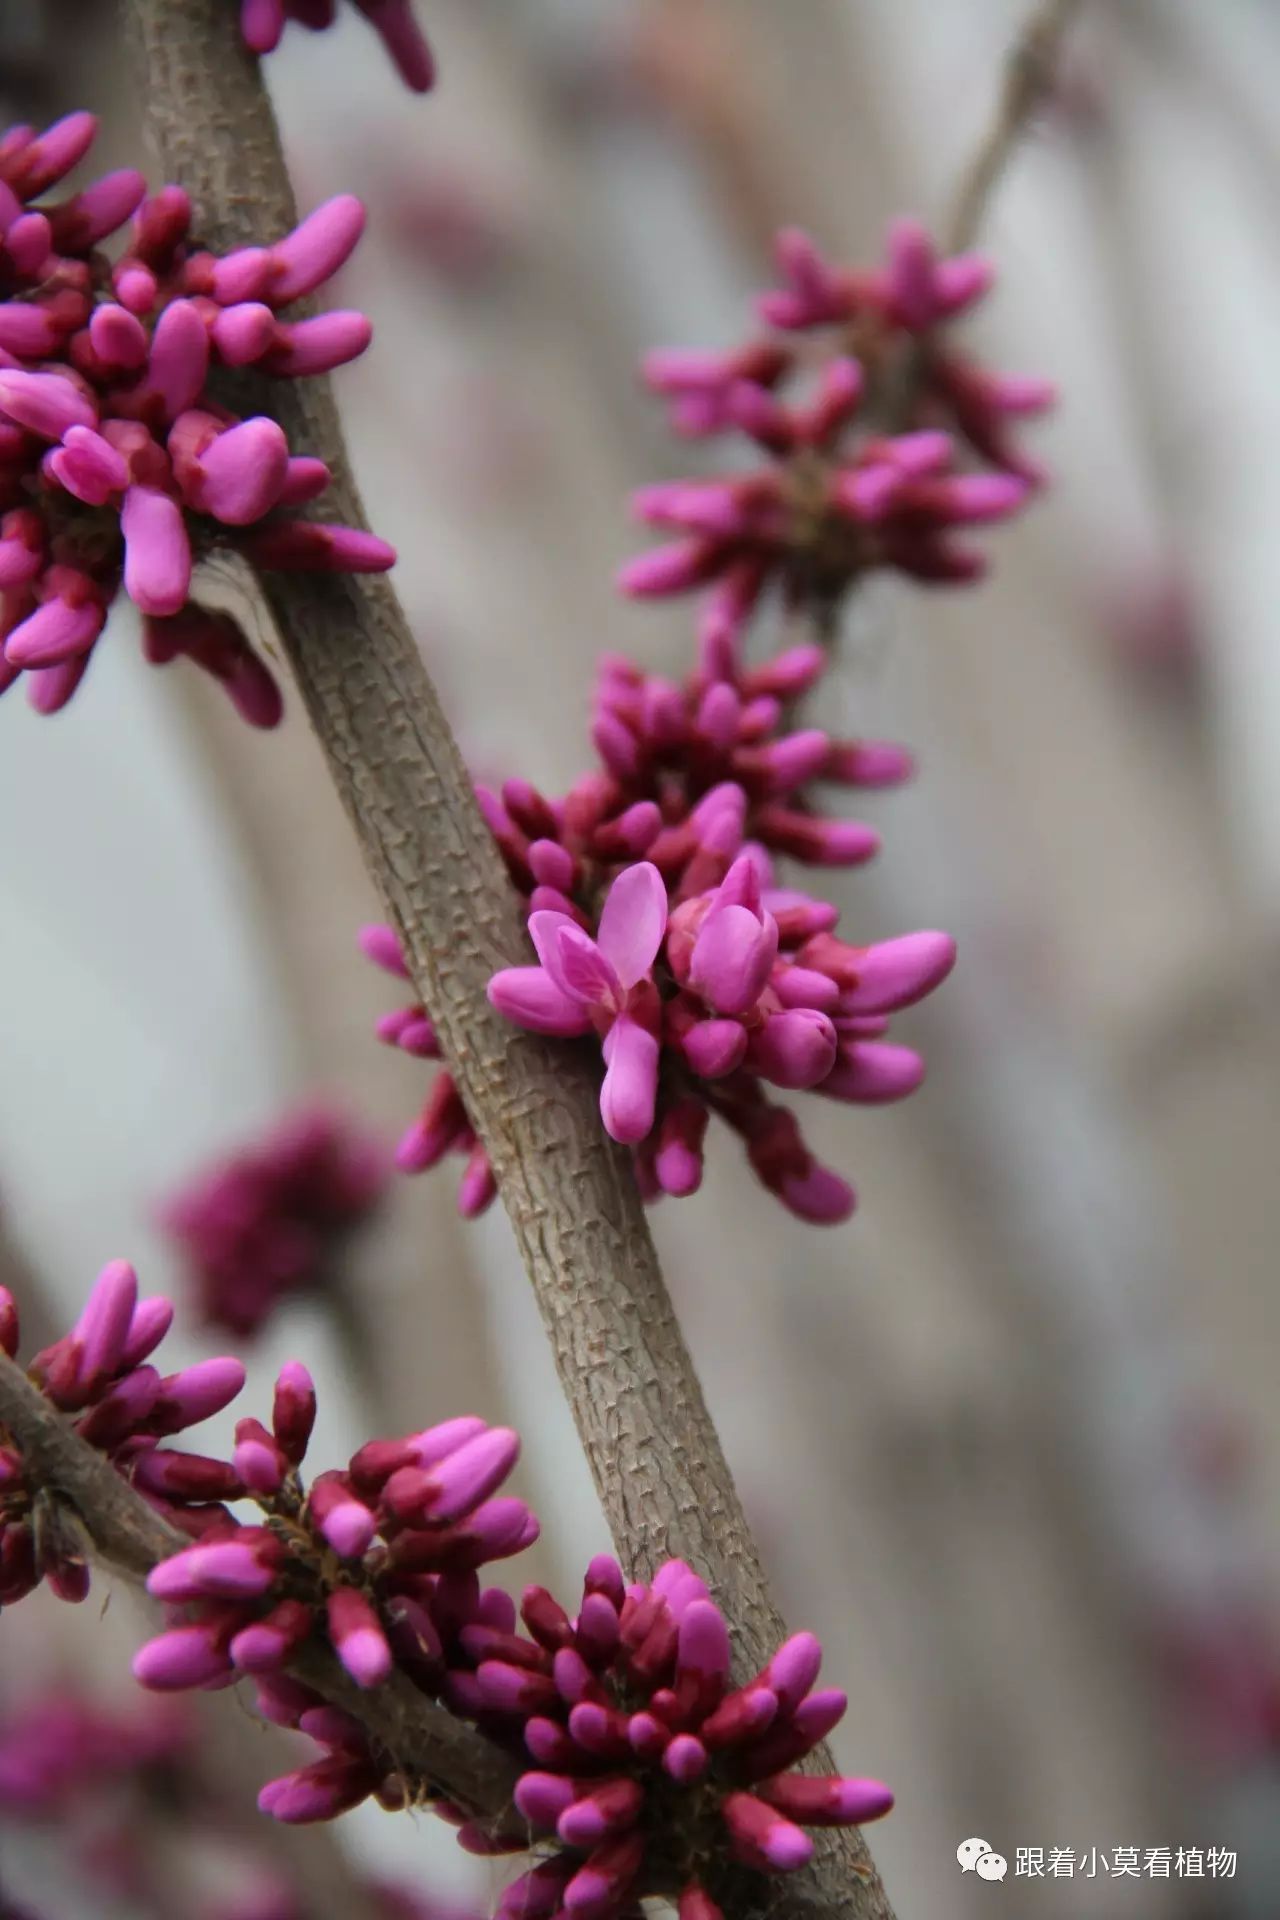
top-left (946, 0), bottom-right (1085, 251)
top-left (0, 1349), bottom-right (524, 1832)
top-left (121, 6), bottom-right (893, 1915)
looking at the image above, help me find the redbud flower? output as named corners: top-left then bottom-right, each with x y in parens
top-left (0, 115), bottom-right (394, 719)
top-left (134, 1363), bottom-right (538, 1705)
top-left (158, 1104), bottom-right (388, 1338)
top-left (0, 1262), bottom-right (245, 1606)
top-left (238, 0), bottom-right (435, 92)
top-left (490, 1557), bottom-right (893, 1920)
top-left (627, 218), bottom-right (1050, 667)
top-left (490, 863), bottom-right (667, 1145)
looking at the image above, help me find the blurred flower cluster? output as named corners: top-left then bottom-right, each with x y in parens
top-left (159, 1104), bottom-right (388, 1338)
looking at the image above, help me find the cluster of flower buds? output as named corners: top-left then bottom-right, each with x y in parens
top-left (0, 1682), bottom-right (476, 1920)
top-left (0, 113), bottom-right (394, 719)
top-left (492, 1557), bottom-right (893, 1920)
top-left (133, 1363), bottom-right (538, 1713)
top-left (238, 0), bottom-right (435, 93)
top-left (0, 1689), bottom-right (189, 1814)
top-left (0, 1261), bottom-right (244, 1604)
top-left (623, 218), bottom-right (1052, 655)
top-left (241, 1551), bottom-right (893, 1918)
top-left (368, 834), bottom-right (952, 1224)
top-left (359, 217), bottom-right (1050, 1225)
top-left (159, 1104), bottom-right (388, 1338)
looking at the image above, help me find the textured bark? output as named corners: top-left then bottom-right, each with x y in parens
top-left (121, 6), bottom-right (894, 1916)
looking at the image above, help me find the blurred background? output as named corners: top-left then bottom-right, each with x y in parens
top-left (3, 1), bottom-right (1280, 1915)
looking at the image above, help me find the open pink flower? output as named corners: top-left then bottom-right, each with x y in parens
top-left (489, 864), bottom-right (667, 1144)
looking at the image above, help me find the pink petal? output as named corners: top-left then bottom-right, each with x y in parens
top-left (122, 485), bottom-right (192, 616)
top-left (553, 924), bottom-right (621, 1008)
top-left (689, 904), bottom-right (778, 1015)
top-left (596, 861), bottom-right (668, 989)
top-left (191, 417), bottom-right (290, 524)
top-left (599, 1014), bottom-right (659, 1145)
top-left (487, 966), bottom-right (592, 1036)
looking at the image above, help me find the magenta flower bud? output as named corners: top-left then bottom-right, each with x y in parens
top-left (268, 196), bottom-right (367, 304)
top-left (0, 303), bottom-right (63, 355)
top-left (132, 1623), bottom-right (233, 1691)
top-left (88, 302), bottom-right (149, 370)
top-left (0, 369), bottom-right (96, 440)
top-left (497, 1862), bottom-right (574, 1920)
top-left (148, 1537), bottom-right (280, 1601)
top-left (817, 929), bottom-right (956, 1013)
top-left (701, 1684), bottom-right (779, 1751)
top-left (0, 1288), bottom-right (18, 1359)
top-left (823, 739), bottom-right (914, 787)
top-left (122, 484), bottom-right (192, 617)
top-left (689, 904), bottom-right (779, 1016)
top-left (681, 1017), bottom-right (749, 1080)
top-left (47, 168), bottom-right (147, 252)
top-left (258, 1756), bottom-right (373, 1824)
top-left (132, 1448), bottom-right (242, 1501)
top-left (262, 311), bottom-right (372, 377)
top-left (309, 1472), bottom-right (377, 1558)
top-left (48, 424), bottom-right (130, 505)
top-left (207, 244), bottom-right (272, 304)
top-left (240, 521), bottom-right (396, 573)
top-left (187, 417), bottom-right (290, 524)
top-left (932, 471), bottom-right (1028, 523)
top-left (654, 1098), bottom-right (708, 1198)
top-left (750, 1009), bottom-right (838, 1090)
top-left (231, 1599), bottom-right (314, 1674)
top-left (563, 1834), bottom-right (646, 1920)
top-left (327, 1588), bottom-right (392, 1689)
top-left (515, 1771), bottom-right (578, 1829)
top-left (771, 966), bottom-right (840, 1012)
top-left (279, 455), bottom-right (331, 504)
top-left (358, 922), bottom-right (410, 979)
top-left (753, 806), bottom-right (880, 868)
top-left (757, 1773), bottom-right (894, 1826)
top-left (120, 1296), bottom-right (174, 1369)
top-left (5, 595), bottom-right (105, 670)
top-left (822, 1041), bottom-right (925, 1104)
top-left (151, 1357), bottom-right (245, 1434)
top-left (566, 1701), bottom-right (630, 1756)
top-left (10, 111), bottom-right (97, 196)
top-left (616, 537), bottom-right (724, 599)
top-left (759, 1631), bottom-right (823, 1712)
top-left (71, 1258), bottom-right (137, 1388)
top-left (721, 1791), bottom-right (814, 1872)
top-left (575, 1590), bottom-right (622, 1666)
top-left (272, 1362), bottom-right (316, 1464)
top-left (558, 1778), bottom-right (645, 1847)
top-left (145, 300), bottom-right (210, 419)
top-left (477, 1660), bottom-right (560, 1715)
top-left (600, 1013), bottom-right (660, 1145)
top-left (4, 211), bottom-right (53, 277)
top-left (738, 1688), bottom-right (848, 1780)
top-left (663, 1733), bottom-right (709, 1783)
top-left (234, 1418), bottom-right (286, 1495)
top-left (527, 838), bottom-right (576, 892)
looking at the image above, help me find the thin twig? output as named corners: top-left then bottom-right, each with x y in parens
top-left (947, 0), bottom-right (1085, 251)
top-left (0, 1350), bottom-right (525, 1834)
